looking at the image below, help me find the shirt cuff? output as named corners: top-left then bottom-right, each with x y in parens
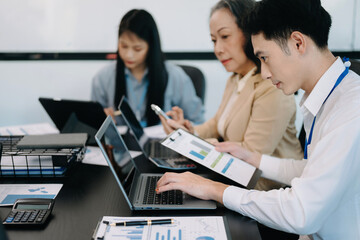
top-left (259, 155), bottom-right (282, 181)
top-left (223, 186), bottom-right (248, 212)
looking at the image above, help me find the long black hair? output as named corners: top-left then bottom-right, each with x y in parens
top-left (210, 0), bottom-right (260, 73)
top-left (114, 9), bottom-right (168, 126)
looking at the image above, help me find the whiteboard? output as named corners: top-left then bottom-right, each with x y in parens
top-left (0, 0), bottom-right (358, 52)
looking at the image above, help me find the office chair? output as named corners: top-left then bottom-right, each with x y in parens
top-left (178, 65), bottom-right (206, 104)
top-left (350, 59), bottom-right (360, 75)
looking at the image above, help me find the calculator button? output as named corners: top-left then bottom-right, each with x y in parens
top-left (5, 217), bottom-right (14, 223)
top-left (21, 213), bottom-right (31, 222)
top-left (36, 218), bottom-right (43, 222)
top-left (30, 211), bottom-right (39, 219)
top-left (17, 211), bottom-right (25, 216)
top-left (8, 212), bottom-right (16, 218)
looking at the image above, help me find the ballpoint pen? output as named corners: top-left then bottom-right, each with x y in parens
top-left (104, 218), bottom-right (174, 227)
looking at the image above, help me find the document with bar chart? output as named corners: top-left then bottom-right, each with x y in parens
top-left (161, 129), bottom-right (260, 188)
top-left (92, 216), bottom-right (230, 240)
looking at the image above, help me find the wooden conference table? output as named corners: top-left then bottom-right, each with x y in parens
top-left (0, 161), bottom-right (262, 240)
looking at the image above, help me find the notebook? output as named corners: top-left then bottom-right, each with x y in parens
top-left (118, 96), bottom-right (196, 170)
top-left (95, 116), bottom-right (216, 210)
top-left (39, 97), bottom-right (107, 145)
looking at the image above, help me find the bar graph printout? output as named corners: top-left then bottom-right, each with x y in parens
top-left (93, 216), bottom-right (230, 240)
top-left (161, 129), bottom-right (258, 188)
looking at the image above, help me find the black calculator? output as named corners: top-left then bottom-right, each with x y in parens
top-left (3, 198), bottom-right (55, 226)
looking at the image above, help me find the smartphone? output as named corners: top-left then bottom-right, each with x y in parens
top-left (151, 104), bottom-right (170, 120)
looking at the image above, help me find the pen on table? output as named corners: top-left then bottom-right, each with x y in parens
top-left (114, 110), bottom-right (121, 116)
top-left (105, 218), bottom-right (174, 227)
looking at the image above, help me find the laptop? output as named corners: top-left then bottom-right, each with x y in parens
top-left (95, 116), bottom-right (216, 210)
top-left (118, 96), bottom-right (196, 170)
top-left (39, 97), bottom-right (107, 145)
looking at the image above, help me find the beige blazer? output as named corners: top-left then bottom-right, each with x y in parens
top-left (195, 73), bottom-right (303, 190)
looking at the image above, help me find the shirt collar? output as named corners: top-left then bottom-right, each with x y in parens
top-left (124, 67), bottom-right (149, 85)
top-left (301, 57), bottom-right (345, 116)
top-left (236, 67), bottom-right (257, 93)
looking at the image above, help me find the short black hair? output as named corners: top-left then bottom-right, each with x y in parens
top-left (114, 9), bottom-right (168, 126)
top-left (244, 0), bottom-right (332, 51)
top-left (211, 0), bottom-right (260, 72)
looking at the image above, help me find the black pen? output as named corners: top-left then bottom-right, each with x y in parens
top-left (108, 218), bottom-right (174, 227)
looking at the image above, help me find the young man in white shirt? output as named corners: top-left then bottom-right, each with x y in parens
top-left (156, 0), bottom-right (360, 239)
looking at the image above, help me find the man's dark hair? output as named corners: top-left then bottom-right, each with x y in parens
top-left (211, 0), bottom-right (260, 72)
top-left (114, 9), bottom-right (168, 126)
top-left (244, 0), bottom-right (332, 52)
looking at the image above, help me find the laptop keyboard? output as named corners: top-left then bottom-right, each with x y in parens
top-left (143, 176), bottom-right (183, 205)
top-left (148, 141), bottom-right (181, 159)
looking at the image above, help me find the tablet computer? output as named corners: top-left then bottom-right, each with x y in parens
top-left (161, 128), bottom-right (261, 188)
top-left (39, 97), bottom-right (107, 145)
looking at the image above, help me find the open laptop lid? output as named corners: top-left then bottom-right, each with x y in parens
top-left (96, 117), bottom-right (217, 211)
top-left (118, 96), bottom-right (150, 149)
top-left (118, 97), bottom-right (177, 169)
top-left (95, 116), bottom-right (139, 210)
top-left (39, 97), bottom-right (107, 145)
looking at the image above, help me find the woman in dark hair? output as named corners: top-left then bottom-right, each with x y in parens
top-left (160, 0), bottom-right (302, 191)
top-left (91, 9), bottom-right (204, 127)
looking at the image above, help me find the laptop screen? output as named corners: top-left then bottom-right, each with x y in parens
top-left (118, 97), bottom-right (146, 141)
top-left (39, 97), bottom-right (107, 145)
top-left (95, 116), bottom-right (135, 195)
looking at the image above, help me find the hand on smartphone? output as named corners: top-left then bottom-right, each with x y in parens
top-left (151, 104), bottom-right (170, 120)
top-left (154, 105), bottom-right (195, 135)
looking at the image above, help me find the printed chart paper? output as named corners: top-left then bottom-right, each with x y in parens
top-left (162, 129), bottom-right (258, 187)
top-left (93, 216), bottom-right (229, 240)
top-left (0, 184), bottom-right (63, 206)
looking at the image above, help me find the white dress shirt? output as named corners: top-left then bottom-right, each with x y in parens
top-left (223, 57), bottom-right (360, 239)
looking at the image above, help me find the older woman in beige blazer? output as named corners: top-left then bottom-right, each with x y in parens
top-left (160, 0), bottom-right (303, 191)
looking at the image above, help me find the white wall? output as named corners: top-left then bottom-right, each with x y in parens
top-left (0, 0), bottom-right (218, 52)
top-left (323, 0), bottom-right (359, 50)
top-left (0, 60), bottom-right (230, 127)
top-left (354, 0), bottom-right (360, 49)
top-left (0, 0), bottom-right (358, 135)
top-left (0, 0), bottom-right (358, 52)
